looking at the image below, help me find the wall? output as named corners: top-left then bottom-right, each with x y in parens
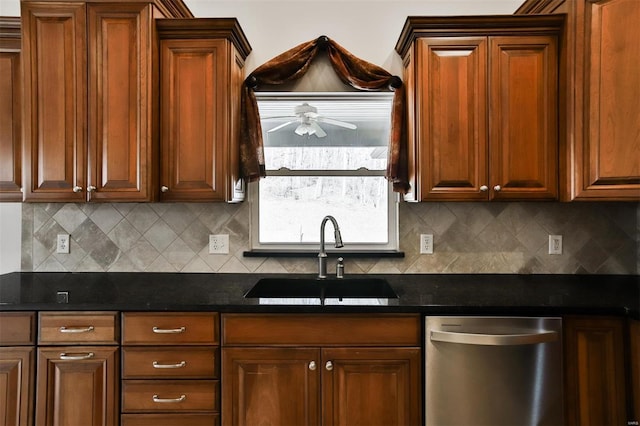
top-left (4, 0), bottom-right (640, 275)
top-left (0, 203), bottom-right (21, 273)
top-left (20, 201), bottom-right (639, 274)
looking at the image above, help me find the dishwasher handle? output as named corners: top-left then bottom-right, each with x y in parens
top-left (430, 329), bottom-right (558, 346)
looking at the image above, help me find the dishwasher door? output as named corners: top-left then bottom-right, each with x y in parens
top-left (425, 316), bottom-right (563, 426)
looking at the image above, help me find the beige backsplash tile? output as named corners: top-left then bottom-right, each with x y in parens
top-left (20, 201), bottom-right (640, 274)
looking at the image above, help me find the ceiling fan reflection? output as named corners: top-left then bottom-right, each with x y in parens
top-left (263, 102), bottom-right (357, 138)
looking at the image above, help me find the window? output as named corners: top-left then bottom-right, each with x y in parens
top-left (250, 92), bottom-right (398, 252)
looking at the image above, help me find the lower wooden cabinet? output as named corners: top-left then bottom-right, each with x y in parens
top-left (221, 314), bottom-right (422, 426)
top-left (0, 311), bottom-right (35, 426)
top-left (35, 346), bottom-right (119, 426)
top-left (630, 319), bottom-right (640, 422)
top-left (563, 316), bottom-right (627, 425)
top-left (121, 313), bottom-right (220, 425)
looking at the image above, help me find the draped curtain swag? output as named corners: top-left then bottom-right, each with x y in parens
top-left (240, 35), bottom-right (410, 193)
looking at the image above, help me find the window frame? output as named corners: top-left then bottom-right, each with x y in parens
top-left (249, 92), bottom-right (399, 253)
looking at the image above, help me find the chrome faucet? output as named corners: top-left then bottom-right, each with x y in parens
top-left (318, 215), bottom-right (343, 279)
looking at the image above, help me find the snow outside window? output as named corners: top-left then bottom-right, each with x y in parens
top-left (250, 92), bottom-right (398, 252)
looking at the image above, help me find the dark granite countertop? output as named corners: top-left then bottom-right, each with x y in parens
top-left (0, 272), bottom-right (638, 318)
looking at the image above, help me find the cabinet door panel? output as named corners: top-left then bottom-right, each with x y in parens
top-left (0, 45), bottom-right (21, 200)
top-left (35, 346), bottom-right (118, 426)
top-left (489, 35), bottom-right (558, 200)
top-left (87, 4), bottom-right (153, 201)
top-left (578, 0), bottom-right (640, 199)
top-left (416, 37), bottom-right (488, 200)
top-left (160, 39), bottom-right (228, 201)
top-left (564, 316), bottom-right (626, 425)
top-left (322, 347), bottom-right (421, 426)
top-left (222, 347), bottom-right (320, 426)
top-left (0, 348), bottom-right (34, 426)
top-left (21, 3), bottom-right (86, 202)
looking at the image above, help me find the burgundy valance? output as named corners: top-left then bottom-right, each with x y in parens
top-left (239, 35), bottom-right (410, 194)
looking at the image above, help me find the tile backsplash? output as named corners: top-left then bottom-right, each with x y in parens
top-left (21, 201), bottom-right (639, 274)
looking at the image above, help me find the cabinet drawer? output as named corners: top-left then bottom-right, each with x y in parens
top-left (39, 312), bottom-right (118, 344)
top-left (0, 312), bottom-right (36, 345)
top-left (122, 347), bottom-right (219, 379)
top-left (121, 413), bottom-right (219, 426)
top-left (222, 313), bottom-right (421, 346)
top-left (122, 380), bottom-right (219, 412)
top-left (122, 313), bottom-right (218, 345)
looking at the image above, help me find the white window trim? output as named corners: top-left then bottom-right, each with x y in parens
top-left (249, 91), bottom-right (399, 253)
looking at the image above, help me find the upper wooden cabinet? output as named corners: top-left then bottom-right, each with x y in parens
top-left (157, 19), bottom-right (251, 202)
top-left (20, 0), bottom-right (192, 203)
top-left (395, 16), bottom-right (562, 201)
top-left (517, 0), bottom-right (640, 200)
top-left (0, 17), bottom-right (22, 202)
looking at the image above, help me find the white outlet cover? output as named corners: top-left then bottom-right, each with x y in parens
top-left (209, 234), bottom-right (229, 254)
top-left (548, 235), bottom-right (563, 255)
top-left (420, 234), bottom-right (434, 254)
top-left (56, 234), bottom-right (70, 254)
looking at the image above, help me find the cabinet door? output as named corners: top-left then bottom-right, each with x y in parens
top-left (21, 2), bottom-right (87, 202)
top-left (575, 0), bottom-right (640, 199)
top-left (35, 346), bottom-right (118, 426)
top-left (321, 347), bottom-right (421, 426)
top-left (415, 37), bottom-right (488, 201)
top-left (631, 320), bottom-right (640, 421)
top-left (222, 347), bottom-right (320, 426)
top-left (0, 19), bottom-right (22, 201)
top-left (87, 4), bottom-right (154, 202)
top-left (160, 38), bottom-right (229, 201)
top-left (0, 347), bottom-right (34, 426)
top-left (489, 35), bottom-right (558, 200)
top-left (564, 316), bottom-right (627, 426)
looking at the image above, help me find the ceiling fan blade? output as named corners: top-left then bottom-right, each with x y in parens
top-left (267, 121), bottom-right (296, 132)
top-left (311, 122), bottom-right (327, 138)
top-left (317, 116), bottom-right (357, 130)
top-left (262, 115), bottom-right (297, 120)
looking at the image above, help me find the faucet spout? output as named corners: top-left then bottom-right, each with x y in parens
top-left (318, 215), bottom-right (343, 279)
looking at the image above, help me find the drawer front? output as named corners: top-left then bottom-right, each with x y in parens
top-left (122, 347), bottom-right (219, 379)
top-left (39, 312), bottom-right (118, 344)
top-left (122, 380), bottom-right (219, 412)
top-left (222, 313), bottom-right (421, 346)
top-left (0, 312), bottom-right (36, 345)
top-left (121, 413), bottom-right (219, 426)
top-left (122, 313), bottom-right (218, 345)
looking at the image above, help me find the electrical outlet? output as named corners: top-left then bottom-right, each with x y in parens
top-left (548, 235), bottom-right (562, 255)
top-left (209, 234), bottom-right (229, 254)
top-left (56, 234), bottom-right (70, 254)
top-left (420, 234), bottom-right (434, 254)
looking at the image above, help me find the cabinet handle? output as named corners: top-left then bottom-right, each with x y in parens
top-left (152, 326), bottom-right (186, 334)
top-left (479, 185), bottom-right (488, 192)
top-left (153, 361), bottom-right (187, 369)
top-left (325, 361), bottom-right (333, 371)
top-left (72, 186), bottom-right (83, 193)
top-left (60, 352), bottom-right (94, 360)
top-left (152, 394), bottom-right (186, 403)
top-left (87, 185), bottom-right (96, 192)
top-left (493, 185), bottom-right (502, 192)
top-left (308, 361), bottom-right (317, 371)
top-left (59, 326), bottom-right (94, 333)
top-left (161, 185), bottom-right (169, 193)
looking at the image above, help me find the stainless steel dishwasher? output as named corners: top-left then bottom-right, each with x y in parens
top-left (425, 316), bottom-right (563, 425)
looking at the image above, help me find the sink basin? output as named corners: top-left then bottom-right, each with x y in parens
top-left (244, 277), bottom-right (398, 305)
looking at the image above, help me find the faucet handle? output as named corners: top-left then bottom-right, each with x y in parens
top-left (336, 257), bottom-right (344, 278)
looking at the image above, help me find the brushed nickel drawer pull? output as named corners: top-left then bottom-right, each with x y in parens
top-left (152, 361), bottom-right (187, 369)
top-left (59, 326), bottom-right (95, 333)
top-left (152, 326), bottom-right (186, 334)
top-left (152, 394), bottom-right (186, 403)
top-left (60, 352), bottom-right (94, 360)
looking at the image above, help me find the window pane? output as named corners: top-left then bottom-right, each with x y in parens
top-left (264, 146), bottom-right (387, 171)
top-left (259, 176), bottom-right (389, 244)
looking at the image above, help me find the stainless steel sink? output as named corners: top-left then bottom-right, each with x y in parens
top-left (244, 277), bottom-right (398, 305)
